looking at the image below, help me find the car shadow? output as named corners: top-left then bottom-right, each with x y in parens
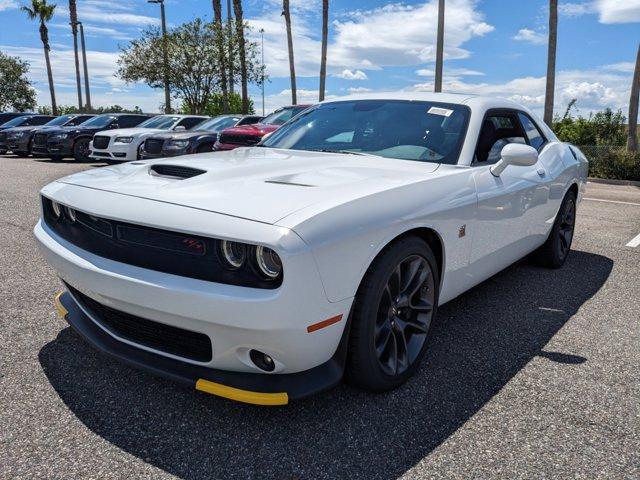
top-left (32, 157), bottom-right (107, 166)
top-left (38, 250), bottom-right (612, 479)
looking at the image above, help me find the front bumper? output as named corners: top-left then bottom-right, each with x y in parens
top-left (90, 140), bottom-right (138, 161)
top-left (54, 290), bottom-right (347, 405)
top-left (8, 135), bottom-right (32, 153)
top-left (46, 138), bottom-right (74, 156)
top-left (140, 146), bottom-right (189, 159)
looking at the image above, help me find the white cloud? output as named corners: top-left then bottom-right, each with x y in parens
top-left (347, 86), bottom-right (373, 93)
top-left (0, 0), bottom-right (17, 12)
top-left (558, 2), bottom-right (595, 17)
top-left (56, 2), bottom-right (159, 27)
top-left (50, 23), bottom-right (133, 41)
top-left (603, 62), bottom-right (636, 73)
top-left (595, 0), bottom-right (640, 23)
top-left (513, 28), bottom-right (547, 45)
top-left (416, 67), bottom-right (483, 77)
top-left (335, 69), bottom-right (368, 80)
top-left (254, 88), bottom-right (335, 113)
top-left (250, 0), bottom-right (494, 79)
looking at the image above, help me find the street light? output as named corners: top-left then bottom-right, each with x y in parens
top-left (260, 28), bottom-right (265, 116)
top-left (148, 0), bottom-right (171, 113)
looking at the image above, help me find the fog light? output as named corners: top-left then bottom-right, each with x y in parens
top-left (249, 349), bottom-right (275, 372)
top-left (65, 207), bottom-right (77, 223)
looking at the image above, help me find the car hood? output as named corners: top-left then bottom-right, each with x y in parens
top-left (4, 125), bottom-right (37, 134)
top-left (222, 123), bottom-right (279, 137)
top-left (56, 147), bottom-right (440, 225)
top-left (96, 127), bottom-right (163, 138)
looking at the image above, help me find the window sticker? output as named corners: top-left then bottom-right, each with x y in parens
top-left (427, 106), bottom-right (453, 117)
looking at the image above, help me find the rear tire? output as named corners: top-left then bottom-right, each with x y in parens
top-left (346, 236), bottom-right (439, 392)
top-left (535, 190), bottom-right (576, 268)
top-left (73, 138), bottom-right (91, 162)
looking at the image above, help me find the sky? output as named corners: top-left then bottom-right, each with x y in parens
top-left (0, 0), bottom-right (638, 118)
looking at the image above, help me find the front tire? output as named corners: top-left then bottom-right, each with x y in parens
top-left (535, 190), bottom-right (576, 268)
top-left (346, 236), bottom-right (439, 392)
top-left (73, 138), bottom-right (91, 162)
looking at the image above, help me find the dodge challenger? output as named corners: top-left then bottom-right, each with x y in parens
top-left (35, 93), bottom-right (587, 406)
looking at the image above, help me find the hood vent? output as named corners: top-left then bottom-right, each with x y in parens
top-left (150, 164), bottom-right (206, 179)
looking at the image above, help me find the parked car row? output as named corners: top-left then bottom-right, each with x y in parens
top-left (0, 105), bottom-right (309, 162)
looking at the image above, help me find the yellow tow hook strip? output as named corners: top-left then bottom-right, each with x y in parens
top-left (195, 379), bottom-right (289, 406)
top-left (54, 292), bottom-right (68, 318)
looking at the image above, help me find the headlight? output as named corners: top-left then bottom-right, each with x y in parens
top-left (51, 201), bottom-right (62, 218)
top-left (255, 245), bottom-right (282, 279)
top-left (114, 136), bottom-right (133, 144)
top-left (167, 140), bottom-right (189, 148)
top-left (220, 240), bottom-right (247, 269)
top-left (65, 206), bottom-right (77, 223)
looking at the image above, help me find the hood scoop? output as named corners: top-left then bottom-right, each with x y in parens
top-left (150, 164), bottom-right (206, 180)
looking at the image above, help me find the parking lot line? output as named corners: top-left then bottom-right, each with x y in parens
top-left (626, 233), bottom-right (640, 248)
top-left (583, 197), bottom-right (640, 207)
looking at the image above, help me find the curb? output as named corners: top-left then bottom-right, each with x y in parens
top-left (587, 177), bottom-right (640, 187)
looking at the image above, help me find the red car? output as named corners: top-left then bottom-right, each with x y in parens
top-left (214, 105), bottom-right (311, 150)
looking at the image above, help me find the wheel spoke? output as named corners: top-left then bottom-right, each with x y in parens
top-left (393, 324), bottom-right (408, 373)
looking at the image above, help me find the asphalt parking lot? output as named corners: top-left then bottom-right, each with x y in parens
top-left (1, 154), bottom-right (638, 479)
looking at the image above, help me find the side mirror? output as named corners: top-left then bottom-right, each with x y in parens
top-left (174, 125), bottom-right (186, 131)
top-left (490, 143), bottom-right (538, 176)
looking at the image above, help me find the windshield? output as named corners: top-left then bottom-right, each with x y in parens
top-left (261, 106), bottom-right (308, 125)
top-left (138, 115), bottom-right (181, 129)
top-left (81, 115), bottom-right (116, 128)
top-left (261, 100), bottom-right (470, 164)
top-left (45, 115), bottom-right (75, 126)
top-left (195, 116), bottom-right (241, 131)
top-left (1, 116), bottom-right (30, 127)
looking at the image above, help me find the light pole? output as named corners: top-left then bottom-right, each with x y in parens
top-left (260, 28), bottom-right (265, 116)
top-left (148, 0), bottom-right (171, 113)
top-left (76, 21), bottom-right (92, 111)
top-left (434, 0), bottom-right (445, 93)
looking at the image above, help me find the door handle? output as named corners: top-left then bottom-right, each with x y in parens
top-left (536, 168), bottom-right (546, 176)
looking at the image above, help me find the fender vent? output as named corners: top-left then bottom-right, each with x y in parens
top-left (150, 164), bottom-right (206, 179)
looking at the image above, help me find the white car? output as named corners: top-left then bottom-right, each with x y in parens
top-left (35, 93), bottom-right (587, 406)
top-left (89, 114), bottom-right (208, 162)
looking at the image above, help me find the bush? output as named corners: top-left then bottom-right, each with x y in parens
top-left (578, 145), bottom-right (640, 181)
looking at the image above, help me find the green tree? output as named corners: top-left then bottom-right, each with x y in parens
top-left (181, 92), bottom-right (254, 116)
top-left (553, 101), bottom-right (627, 146)
top-left (628, 42), bottom-right (639, 152)
top-left (21, 0), bottom-right (57, 115)
top-left (38, 104), bottom-right (143, 114)
top-left (0, 52), bottom-right (37, 111)
top-left (117, 18), bottom-right (262, 114)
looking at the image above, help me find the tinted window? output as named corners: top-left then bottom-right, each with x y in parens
top-left (262, 100), bottom-right (470, 164)
top-left (139, 115), bottom-right (181, 129)
top-left (262, 106), bottom-right (308, 125)
top-left (81, 115), bottom-right (117, 128)
top-left (118, 115), bottom-right (148, 128)
top-left (32, 116), bottom-right (54, 125)
top-left (237, 116), bottom-right (262, 125)
top-left (176, 117), bottom-right (206, 129)
top-left (1, 116), bottom-right (31, 127)
top-left (196, 116), bottom-right (241, 132)
top-left (518, 113), bottom-right (546, 150)
top-left (66, 115), bottom-right (94, 126)
top-left (475, 112), bottom-right (526, 164)
top-left (45, 115), bottom-right (75, 126)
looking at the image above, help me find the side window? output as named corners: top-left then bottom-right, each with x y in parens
top-left (518, 113), bottom-right (546, 150)
top-left (177, 117), bottom-right (204, 130)
top-left (474, 112), bottom-right (526, 165)
top-left (34, 116), bottom-right (53, 125)
top-left (118, 116), bottom-right (144, 128)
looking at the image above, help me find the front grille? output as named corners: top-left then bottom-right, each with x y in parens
top-left (67, 283), bottom-right (212, 362)
top-left (33, 133), bottom-right (47, 146)
top-left (150, 164), bottom-right (206, 179)
top-left (218, 133), bottom-right (261, 146)
top-left (93, 135), bottom-right (110, 149)
top-left (144, 138), bottom-right (164, 154)
top-left (41, 196), bottom-right (281, 289)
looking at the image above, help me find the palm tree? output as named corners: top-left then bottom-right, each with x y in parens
top-left (627, 42), bottom-right (639, 153)
top-left (213, 0), bottom-right (229, 113)
top-left (232, 0), bottom-right (249, 113)
top-left (318, 0), bottom-right (328, 101)
top-left (282, 0), bottom-right (297, 104)
top-left (68, 0), bottom-right (82, 111)
top-left (543, 0), bottom-right (558, 126)
top-left (22, 0), bottom-right (57, 115)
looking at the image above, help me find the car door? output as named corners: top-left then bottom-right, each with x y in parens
top-left (469, 109), bottom-right (552, 279)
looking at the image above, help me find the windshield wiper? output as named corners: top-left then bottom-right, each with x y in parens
top-left (311, 148), bottom-right (380, 157)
